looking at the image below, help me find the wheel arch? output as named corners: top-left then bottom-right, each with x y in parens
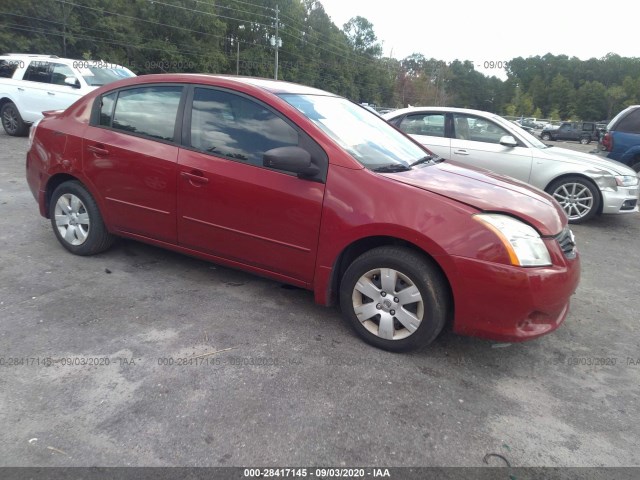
top-left (544, 173), bottom-right (604, 215)
top-left (44, 173), bottom-right (85, 219)
top-left (324, 235), bottom-right (454, 325)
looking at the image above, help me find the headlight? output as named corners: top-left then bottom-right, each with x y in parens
top-left (474, 214), bottom-right (552, 267)
top-left (615, 175), bottom-right (639, 187)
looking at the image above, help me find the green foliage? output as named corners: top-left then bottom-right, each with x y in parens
top-left (1, 1), bottom-right (639, 117)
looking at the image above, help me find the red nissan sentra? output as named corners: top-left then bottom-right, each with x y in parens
top-left (26, 74), bottom-right (580, 352)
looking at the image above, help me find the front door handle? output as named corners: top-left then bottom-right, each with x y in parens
top-left (180, 171), bottom-right (209, 185)
top-left (47, 92), bottom-right (55, 96)
top-left (453, 149), bottom-right (469, 156)
top-left (87, 145), bottom-right (109, 156)
top-left (17, 87), bottom-right (25, 92)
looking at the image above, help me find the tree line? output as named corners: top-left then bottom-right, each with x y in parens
top-left (2, 0), bottom-right (639, 121)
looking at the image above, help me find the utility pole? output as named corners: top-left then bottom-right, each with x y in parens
top-left (269, 5), bottom-right (281, 79)
top-left (274, 4), bottom-right (279, 80)
top-left (236, 25), bottom-right (244, 75)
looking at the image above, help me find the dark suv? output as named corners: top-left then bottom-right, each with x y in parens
top-left (600, 105), bottom-right (640, 172)
top-left (540, 122), bottom-right (599, 144)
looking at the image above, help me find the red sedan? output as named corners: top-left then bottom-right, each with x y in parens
top-left (26, 74), bottom-right (580, 351)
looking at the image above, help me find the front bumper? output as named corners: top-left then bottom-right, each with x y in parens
top-left (449, 237), bottom-right (580, 342)
top-left (600, 185), bottom-right (639, 214)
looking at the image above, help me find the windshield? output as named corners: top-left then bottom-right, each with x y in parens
top-left (279, 94), bottom-right (429, 169)
top-left (79, 66), bottom-right (135, 86)
top-left (494, 115), bottom-right (550, 149)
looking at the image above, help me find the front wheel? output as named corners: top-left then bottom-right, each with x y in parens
top-left (547, 176), bottom-right (601, 224)
top-left (1, 102), bottom-right (29, 136)
top-left (339, 246), bottom-right (449, 352)
top-left (49, 181), bottom-right (115, 255)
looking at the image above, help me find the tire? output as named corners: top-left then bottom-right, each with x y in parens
top-left (339, 246), bottom-right (449, 352)
top-left (631, 157), bottom-right (640, 173)
top-left (546, 176), bottom-right (601, 224)
top-left (1, 102), bottom-right (29, 136)
top-left (579, 137), bottom-right (590, 145)
top-left (49, 181), bottom-right (115, 255)
top-left (541, 133), bottom-right (551, 141)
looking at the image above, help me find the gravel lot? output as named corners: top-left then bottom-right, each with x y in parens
top-left (0, 130), bottom-right (638, 469)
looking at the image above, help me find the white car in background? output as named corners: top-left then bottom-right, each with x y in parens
top-left (384, 107), bottom-right (639, 223)
top-left (0, 54), bottom-right (135, 136)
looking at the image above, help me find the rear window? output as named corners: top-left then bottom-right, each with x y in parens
top-left (0, 59), bottom-right (20, 78)
top-left (616, 108), bottom-right (640, 133)
top-left (109, 86), bottom-right (183, 141)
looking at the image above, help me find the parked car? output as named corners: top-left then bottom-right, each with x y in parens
top-left (26, 74), bottom-right (580, 352)
top-left (384, 107), bottom-right (639, 223)
top-left (0, 54), bottom-right (135, 136)
top-left (599, 105), bottom-right (640, 172)
top-left (540, 121), bottom-right (599, 144)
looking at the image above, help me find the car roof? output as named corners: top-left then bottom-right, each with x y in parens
top-left (383, 106), bottom-right (500, 119)
top-left (104, 73), bottom-right (338, 97)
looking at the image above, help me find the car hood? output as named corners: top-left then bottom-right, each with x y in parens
top-left (534, 146), bottom-right (637, 175)
top-left (383, 162), bottom-right (565, 236)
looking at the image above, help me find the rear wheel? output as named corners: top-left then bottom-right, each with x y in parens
top-left (1, 102), bottom-right (29, 136)
top-left (631, 157), bottom-right (640, 173)
top-left (339, 246), bottom-right (449, 352)
top-left (580, 136), bottom-right (591, 145)
top-left (547, 176), bottom-right (601, 224)
top-left (49, 181), bottom-right (115, 255)
top-left (541, 133), bottom-right (551, 141)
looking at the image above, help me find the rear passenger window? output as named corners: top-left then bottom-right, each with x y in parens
top-left (0, 59), bottom-right (20, 78)
top-left (398, 114), bottom-right (446, 137)
top-left (189, 88), bottom-right (299, 166)
top-left (23, 61), bottom-right (52, 83)
top-left (99, 92), bottom-right (116, 126)
top-left (112, 86), bottom-right (183, 141)
top-left (617, 109), bottom-right (640, 133)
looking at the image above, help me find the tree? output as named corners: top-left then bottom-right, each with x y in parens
top-left (574, 81), bottom-right (606, 120)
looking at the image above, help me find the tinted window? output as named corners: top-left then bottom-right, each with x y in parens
top-left (112, 86), bottom-right (183, 141)
top-left (454, 114), bottom-right (509, 144)
top-left (51, 63), bottom-right (77, 86)
top-left (23, 61), bottom-right (52, 83)
top-left (0, 59), bottom-right (20, 78)
top-left (617, 108), bottom-right (640, 133)
top-left (99, 92), bottom-right (117, 127)
top-left (190, 88), bottom-right (299, 165)
top-left (398, 113), bottom-right (445, 137)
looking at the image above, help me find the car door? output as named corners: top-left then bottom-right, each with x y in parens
top-left (395, 112), bottom-right (451, 159)
top-left (44, 62), bottom-right (86, 110)
top-left (19, 60), bottom-right (55, 119)
top-left (556, 123), bottom-right (575, 141)
top-left (449, 113), bottom-right (533, 182)
top-left (83, 85), bottom-right (185, 243)
top-left (176, 86), bottom-right (326, 283)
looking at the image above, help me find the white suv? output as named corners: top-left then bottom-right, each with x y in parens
top-left (0, 54), bottom-right (135, 136)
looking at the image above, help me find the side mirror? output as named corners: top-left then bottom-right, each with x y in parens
top-left (64, 76), bottom-right (80, 88)
top-left (263, 146), bottom-right (319, 178)
top-left (499, 135), bottom-right (518, 148)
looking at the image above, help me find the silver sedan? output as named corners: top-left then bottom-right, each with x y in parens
top-left (384, 107), bottom-right (640, 223)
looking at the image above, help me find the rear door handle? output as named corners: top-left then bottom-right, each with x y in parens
top-left (17, 87), bottom-right (24, 92)
top-left (453, 149), bottom-right (469, 156)
top-left (47, 92), bottom-right (55, 96)
top-left (87, 145), bottom-right (109, 156)
top-left (180, 171), bottom-right (209, 185)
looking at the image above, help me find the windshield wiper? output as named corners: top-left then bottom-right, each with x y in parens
top-left (409, 155), bottom-right (443, 167)
top-left (371, 164), bottom-right (411, 173)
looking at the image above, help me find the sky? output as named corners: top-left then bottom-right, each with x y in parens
top-left (317, 0), bottom-right (636, 79)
